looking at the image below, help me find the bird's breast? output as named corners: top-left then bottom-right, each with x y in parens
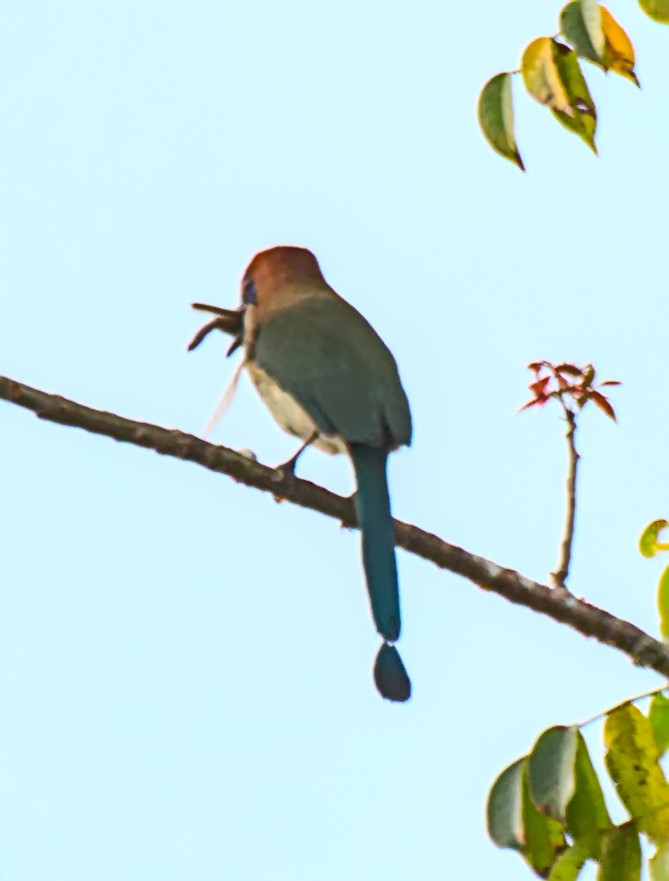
top-left (245, 361), bottom-right (346, 455)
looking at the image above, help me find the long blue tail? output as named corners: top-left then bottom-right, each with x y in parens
top-left (349, 444), bottom-right (401, 643)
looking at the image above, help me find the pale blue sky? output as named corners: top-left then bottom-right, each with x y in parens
top-left (2, 1), bottom-right (669, 879)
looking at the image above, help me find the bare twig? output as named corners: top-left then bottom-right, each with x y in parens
top-left (3, 373), bottom-right (669, 678)
top-left (552, 406), bottom-right (579, 590)
top-left (579, 685), bottom-right (669, 729)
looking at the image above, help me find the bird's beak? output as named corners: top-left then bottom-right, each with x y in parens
top-left (188, 303), bottom-right (244, 356)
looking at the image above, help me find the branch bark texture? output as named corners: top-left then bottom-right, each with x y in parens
top-left (2, 374), bottom-right (668, 678)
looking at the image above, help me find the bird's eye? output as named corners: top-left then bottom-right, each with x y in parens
top-left (242, 278), bottom-right (257, 305)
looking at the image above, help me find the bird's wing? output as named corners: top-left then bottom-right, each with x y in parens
top-left (253, 296), bottom-right (412, 448)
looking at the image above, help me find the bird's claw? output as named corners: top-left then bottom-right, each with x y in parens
top-left (271, 459), bottom-right (298, 501)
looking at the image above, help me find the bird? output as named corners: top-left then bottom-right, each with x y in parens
top-left (189, 246), bottom-right (413, 701)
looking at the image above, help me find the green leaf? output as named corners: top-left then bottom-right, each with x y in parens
top-left (529, 726), bottom-right (578, 823)
top-left (651, 843), bottom-right (669, 881)
top-left (597, 823), bottom-right (641, 880)
top-left (561, 2), bottom-right (603, 65)
top-left (639, 520), bottom-right (669, 558)
top-left (488, 756), bottom-right (567, 873)
top-left (649, 692), bottom-right (669, 757)
top-left (478, 73), bottom-right (525, 171)
top-left (548, 842), bottom-right (590, 881)
top-left (523, 761), bottom-right (568, 877)
top-left (566, 733), bottom-right (612, 855)
top-left (604, 704), bottom-right (669, 843)
top-left (551, 43), bottom-right (597, 153)
top-left (597, 823), bottom-right (641, 881)
top-left (580, 0), bottom-right (606, 58)
top-left (658, 567), bottom-right (669, 639)
top-left (487, 758), bottom-right (526, 850)
top-left (522, 37), bottom-right (574, 115)
top-left (639, 0), bottom-right (669, 24)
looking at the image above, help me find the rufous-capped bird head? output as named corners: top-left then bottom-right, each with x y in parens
top-left (188, 246), bottom-right (326, 355)
top-left (240, 246), bottom-right (324, 307)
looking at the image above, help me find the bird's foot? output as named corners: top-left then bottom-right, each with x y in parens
top-left (271, 432), bottom-right (318, 490)
top-left (273, 453), bottom-right (300, 480)
top-left (271, 451), bottom-right (304, 501)
top-left (272, 471), bottom-right (297, 502)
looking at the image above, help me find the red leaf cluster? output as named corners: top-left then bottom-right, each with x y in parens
top-left (521, 361), bottom-right (620, 420)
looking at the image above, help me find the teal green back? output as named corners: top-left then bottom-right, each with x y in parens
top-left (253, 295), bottom-right (412, 448)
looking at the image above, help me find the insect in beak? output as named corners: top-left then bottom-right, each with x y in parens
top-left (187, 303), bottom-right (244, 356)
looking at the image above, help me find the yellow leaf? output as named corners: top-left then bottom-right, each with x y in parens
top-left (649, 692), bottom-right (669, 758)
top-left (658, 567), bottom-right (669, 640)
top-left (522, 37), bottom-right (574, 116)
top-left (650, 842), bottom-right (669, 881)
top-left (639, 519), bottom-right (669, 558)
top-left (604, 704), bottom-right (669, 844)
top-left (601, 6), bottom-right (640, 86)
top-left (639, 0), bottom-right (669, 24)
top-left (547, 841), bottom-right (590, 880)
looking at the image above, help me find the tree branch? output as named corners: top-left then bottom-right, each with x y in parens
top-left (2, 373), bottom-right (669, 678)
